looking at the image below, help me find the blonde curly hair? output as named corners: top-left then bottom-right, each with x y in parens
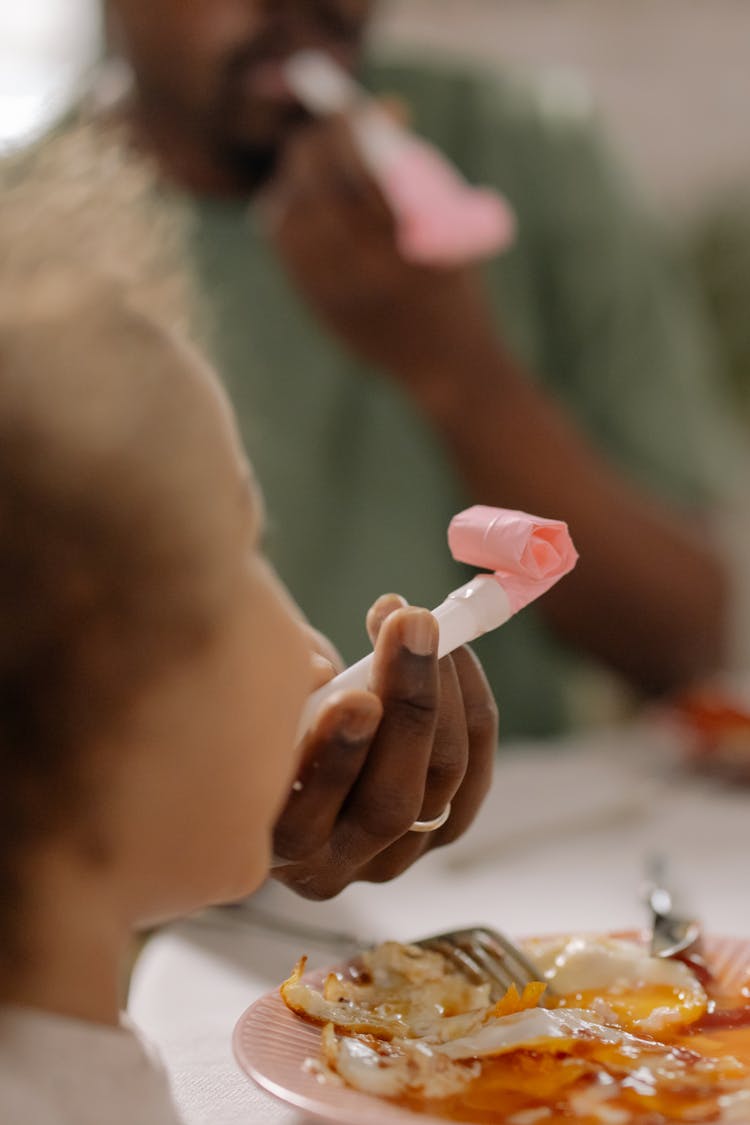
top-left (0, 124), bottom-right (222, 975)
top-left (0, 122), bottom-right (195, 337)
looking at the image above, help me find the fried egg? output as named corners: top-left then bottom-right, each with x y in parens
top-left (524, 935), bottom-right (707, 1032)
top-left (280, 934), bottom-right (747, 1123)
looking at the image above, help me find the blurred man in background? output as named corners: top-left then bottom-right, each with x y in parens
top-left (107, 0), bottom-right (745, 736)
top-left (691, 194), bottom-right (750, 431)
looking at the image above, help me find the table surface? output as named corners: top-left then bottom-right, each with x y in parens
top-left (129, 716), bottom-right (750, 1125)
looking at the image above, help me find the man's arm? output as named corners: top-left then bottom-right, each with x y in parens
top-left (407, 325), bottom-right (727, 694)
top-left (266, 112), bottom-right (733, 697)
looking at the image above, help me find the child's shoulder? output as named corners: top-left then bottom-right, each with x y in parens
top-left (0, 1007), bottom-right (182, 1125)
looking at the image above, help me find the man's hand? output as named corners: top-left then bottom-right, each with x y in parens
top-left (271, 595), bottom-right (497, 900)
top-left (264, 116), bottom-right (498, 391)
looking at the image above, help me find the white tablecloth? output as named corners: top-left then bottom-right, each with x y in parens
top-left (129, 719), bottom-right (750, 1124)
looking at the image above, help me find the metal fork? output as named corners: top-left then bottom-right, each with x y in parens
top-left (416, 926), bottom-right (554, 1005)
top-left (208, 906), bottom-right (553, 1004)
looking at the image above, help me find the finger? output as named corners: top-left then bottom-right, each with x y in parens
top-left (269, 145), bottom-right (363, 276)
top-left (289, 115), bottom-right (391, 215)
top-left (326, 114), bottom-right (394, 221)
top-left (310, 651), bottom-right (338, 691)
top-left (302, 622), bottom-right (344, 671)
top-left (279, 116), bottom-right (392, 228)
top-left (357, 832), bottom-right (429, 885)
top-left (271, 838), bottom-right (367, 901)
top-left (272, 663), bottom-right (471, 899)
top-left (275, 815), bottom-right (428, 899)
top-left (254, 185), bottom-right (290, 237)
top-left (341, 608), bottom-right (440, 849)
top-left (352, 657), bottom-right (469, 879)
top-left (429, 646), bottom-right (497, 847)
top-left (272, 691), bottom-right (382, 862)
top-left (271, 856), bottom-right (343, 901)
top-left (414, 653), bottom-right (469, 823)
top-left (366, 592), bottom-right (408, 647)
top-left (275, 118), bottom-right (354, 205)
top-left (378, 95), bottom-right (412, 129)
top-left (356, 658), bottom-right (473, 879)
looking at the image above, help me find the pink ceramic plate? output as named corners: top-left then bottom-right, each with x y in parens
top-left (233, 935), bottom-right (750, 1125)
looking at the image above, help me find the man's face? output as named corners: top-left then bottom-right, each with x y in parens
top-left (111, 0), bottom-right (374, 183)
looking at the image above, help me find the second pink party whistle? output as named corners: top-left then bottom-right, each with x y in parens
top-left (283, 51), bottom-right (516, 266)
top-left (296, 505), bottom-right (578, 737)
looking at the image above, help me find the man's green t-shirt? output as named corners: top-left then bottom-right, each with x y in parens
top-left (189, 56), bottom-right (739, 737)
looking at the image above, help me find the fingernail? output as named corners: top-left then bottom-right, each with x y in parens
top-left (337, 707), bottom-right (380, 744)
top-left (368, 593), bottom-right (408, 639)
top-left (401, 610), bottom-right (437, 657)
top-left (311, 653), bottom-right (335, 675)
top-left (371, 592), bottom-right (408, 619)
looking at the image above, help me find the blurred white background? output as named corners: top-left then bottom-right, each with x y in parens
top-left (0, 0), bottom-right (101, 153)
top-left (2, 0), bottom-right (749, 211)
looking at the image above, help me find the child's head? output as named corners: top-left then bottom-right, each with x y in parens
top-left (0, 130), bottom-right (314, 981)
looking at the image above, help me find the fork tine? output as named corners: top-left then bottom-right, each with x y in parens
top-left (464, 937), bottom-right (526, 998)
top-left (456, 939), bottom-right (522, 999)
top-left (417, 926), bottom-right (551, 1004)
top-left (422, 937), bottom-right (518, 999)
top-left (420, 938), bottom-right (501, 989)
top-left (474, 928), bottom-right (548, 990)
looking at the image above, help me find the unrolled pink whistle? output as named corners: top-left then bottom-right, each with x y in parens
top-left (283, 51), bottom-right (517, 266)
top-left (297, 505), bottom-right (577, 737)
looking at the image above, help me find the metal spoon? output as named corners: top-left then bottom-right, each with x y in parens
top-left (644, 854), bottom-right (702, 959)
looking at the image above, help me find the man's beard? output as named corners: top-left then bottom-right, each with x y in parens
top-left (208, 106), bottom-right (313, 195)
top-left (214, 140), bottom-right (283, 194)
top-left (206, 8), bottom-right (365, 194)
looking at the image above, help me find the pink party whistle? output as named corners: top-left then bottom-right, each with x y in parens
top-left (296, 506), bottom-right (577, 737)
top-left (283, 51), bottom-right (516, 266)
